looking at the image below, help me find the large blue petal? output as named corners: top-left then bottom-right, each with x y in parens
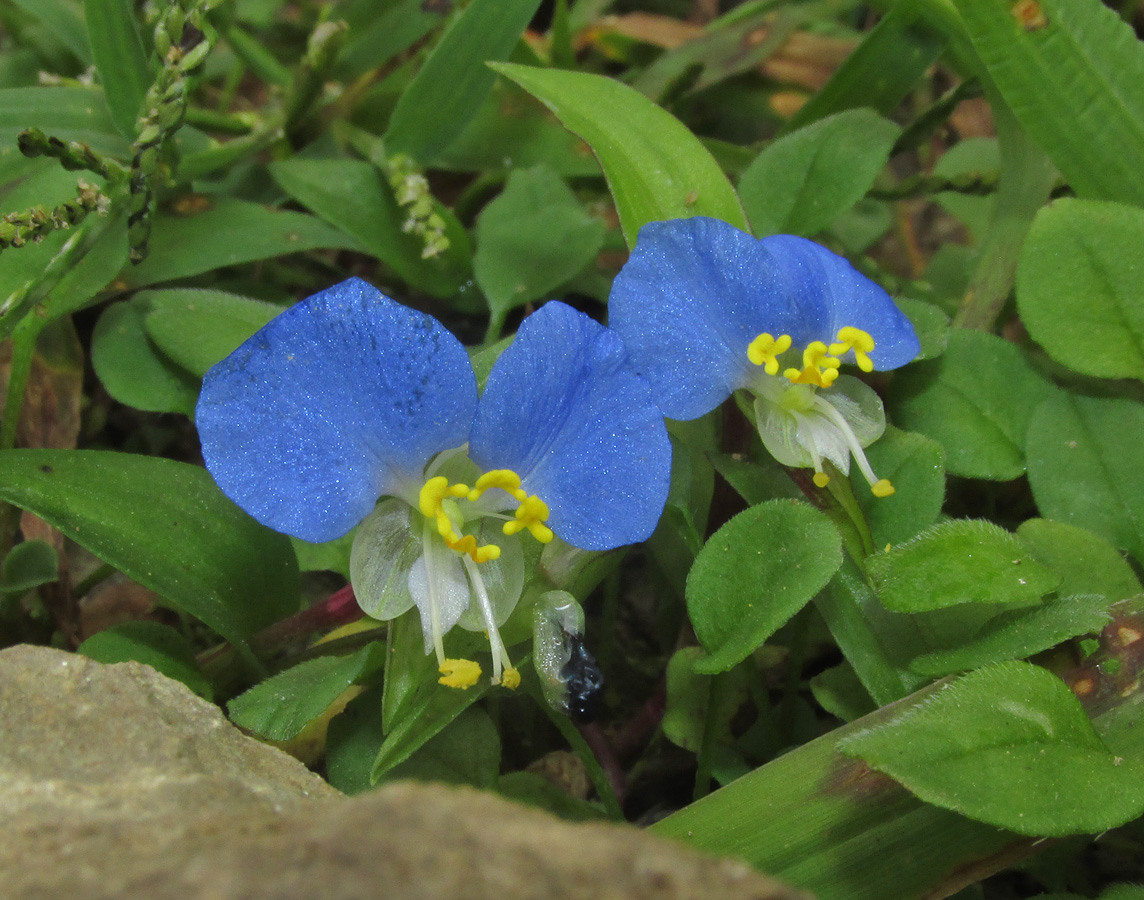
top-left (197, 278), bottom-right (476, 543)
top-left (761, 235), bottom-right (921, 370)
top-left (608, 217), bottom-right (800, 420)
top-left (470, 302), bottom-right (671, 551)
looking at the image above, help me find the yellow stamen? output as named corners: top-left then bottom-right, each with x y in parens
top-left (783, 342), bottom-right (841, 388)
top-left (419, 475), bottom-right (500, 563)
top-left (871, 478), bottom-right (895, 498)
top-left (468, 469), bottom-right (528, 503)
top-left (812, 471), bottom-right (831, 488)
top-left (828, 327), bottom-right (876, 373)
top-left (439, 658), bottom-right (482, 689)
top-left (501, 667), bottom-right (521, 690)
top-left (502, 494), bottom-right (554, 543)
top-left (747, 333), bottom-right (792, 375)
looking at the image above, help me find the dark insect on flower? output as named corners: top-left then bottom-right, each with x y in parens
top-left (561, 635), bottom-right (604, 723)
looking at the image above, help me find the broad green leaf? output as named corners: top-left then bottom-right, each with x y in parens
top-left (687, 500), bottom-right (842, 673)
top-left (909, 593), bottom-right (1112, 677)
top-left (384, 0), bottom-right (542, 162)
top-left (11, 0), bottom-right (92, 65)
top-left (91, 301), bottom-right (198, 415)
top-left (384, 706), bottom-right (501, 789)
top-left (78, 620), bottom-right (213, 699)
top-left (662, 647), bottom-right (750, 754)
top-left (809, 662), bottom-right (876, 722)
top-left (0, 540), bottom-right (58, 593)
top-left (839, 661), bottom-right (1144, 835)
top-left (784, 3), bottom-right (947, 133)
top-left (269, 158), bottom-right (468, 299)
top-left (0, 450), bottom-right (300, 644)
top-left (325, 688), bottom-right (386, 795)
top-left (868, 519), bottom-right (1059, 612)
top-left (290, 532), bottom-right (354, 578)
top-left (141, 289), bottom-right (282, 377)
top-left (1026, 394), bottom-right (1144, 563)
top-left (435, 80), bottom-right (601, 177)
top-left (492, 63), bottom-right (749, 248)
top-left (84, 0), bottom-right (150, 139)
top-left (957, 0), bottom-right (1144, 207)
top-left (1017, 519), bottom-right (1142, 604)
top-left (1017, 199), bottom-right (1144, 382)
top-left (855, 426), bottom-right (945, 549)
top-left (888, 329), bottom-right (1052, 480)
top-left (228, 643), bottom-right (384, 741)
top-left (474, 165), bottom-right (605, 331)
top-left (121, 198), bottom-right (364, 289)
top-left (739, 109), bottom-right (901, 238)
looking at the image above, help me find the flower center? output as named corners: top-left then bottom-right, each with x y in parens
top-left (748, 326), bottom-right (876, 389)
top-left (417, 468), bottom-right (554, 564)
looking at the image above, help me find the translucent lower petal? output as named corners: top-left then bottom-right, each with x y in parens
top-left (470, 302), bottom-right (672, 551)
top-left (761, 235), bottom-right (921, 370)
top-left (197, 278), bottom-right (477, 542)
top-left (349, 499), bottom-right (420, 621)
top-left (608, 217), bottom-right (801, 420)
top-left (409, 538), bottom-right (470, 655)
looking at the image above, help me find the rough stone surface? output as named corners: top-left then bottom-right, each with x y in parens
top-left (0, 645), bottom-right (809, 900)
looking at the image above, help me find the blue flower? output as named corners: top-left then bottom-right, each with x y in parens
top-left (608, 217), bottom-right (920, 495)
top-left (197, 278), bottom-right (671, 688)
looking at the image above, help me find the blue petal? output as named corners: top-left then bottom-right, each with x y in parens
top-left (608, 217), bottom-right (800, 420)
top-left (761, 235), bottom-right (921, 370)
top-left (197, 278), bottom-right (476, 543)
top-left (470, 302), bottom-right (671, 551)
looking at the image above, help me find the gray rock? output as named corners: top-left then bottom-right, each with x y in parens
top-left (0, 645), bottom-right (808, 900)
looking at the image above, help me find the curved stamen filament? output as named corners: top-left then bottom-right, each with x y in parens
top-left (462, 555), bottom-right (519, 689)
top-left (814, 398), bottom-right (895, 497)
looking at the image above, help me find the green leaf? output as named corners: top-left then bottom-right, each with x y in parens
top-left (739, 109), bottom-right (901, 238)
top-left (783, 3), bottom-right (947, 133)
top-left (497, 772), bottom-right (608, 821)
top-left (325, 688), bottom-right (386, 795)
top-left (474, 165), bottom-right (605, 331)
top-left (933, 137), bottom-right (1000, 242)
top-left (121, 198), bottom-right (364, 289)
top-left (0, 88), bottom-right (127, 157)
top-left (269, 158), bottom-right (469, 299)
top-left (492, 63), bottom-right (748, 248)
top-left (956, 0), bottom-right (1144, 207)
top-left (42, 212), bottom-right (128, 321)
top-left (854, 426), bottom-right (945, 549)
top-left (10, 0), bottom-right (92, 65)
top-left (1017, 198), bottom-right (1144, 382)
top-left (1026, 394), bottom-right (1144, 563)
top-left (84, 0), bottom-right (151, 139)
top-left (839, 661), bottom-right (1144, 836)
top-left (335, 0), bottom-right (449, 79)
top-left (868, 519), bottom-right (1060, 613)
top-left (0, 540), bottom-right (58, 593)
top-left (909, 593), bottom-right (1112, 677)
top-left (0, 450), bottom-right (300, 645)
top-left (1017, 519), bottom-right (1142, 603)
top-left (888, 329), bottom-right (1053, 480)
top-left (384, 706), bottom-right (501, 789)
top-left (893, 297), bottom-right (950, 361)
top-left (91, 301), bottom-right (199, 415)
top-left (384, 0), bottom-right (542, 163)
top-left (228, 643), bottom-right (384, 741)
top-left (662, 647), bottom-right (750, 754)
top-left (141, 289), bottom-right (282, 378)
top-left (78, 620), bottom-right (213, 699)
top-left (687, 500), bottom-right (842, 673)
top-left (809, 661), bottom-right (877, 722)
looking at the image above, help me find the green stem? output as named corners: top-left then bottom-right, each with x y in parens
top-left (693, 672), bottom-right (726, 801)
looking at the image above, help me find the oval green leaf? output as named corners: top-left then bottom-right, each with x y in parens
top-left (687, 500), bottom-right (842, 673)
top-left (1026, 394), bottom-right (1144, 564)
top-left (79, 620), bottom-right (213, 699)
top-left (839, 661), bottom-right (1144, 836)
top-left (868, 519), bottom-right (1060, 613)
top-left (1017, 198), bottom-right (1144, 383)
top-left (0, 450), bottom-right (300, 645)
top-left (491, 62), bottom-right (748, 248)
top-left (739, 109), bottom-right (901, 238)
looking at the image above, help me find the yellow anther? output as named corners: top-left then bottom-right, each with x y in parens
top-left (468, 469), bottom-right (528, 503)
top-left (829, 327), bottom-right (876, 373)
top-left (500, 667), bottom-right (521, 690)
top-left (783, 342), bottom-right (841, 388)
top-left (439, 658), bottom-right (482, 689)
top-left (813, 471), bottom-right (831, 488)
top-left (871, 478), bottom-right (895, 498)
top-left (444, 533), bottom-right (502, 563)
top-left (747, 333), bottom-right (792, 375)
top-left (502, 494), bottom-right (554, 543)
